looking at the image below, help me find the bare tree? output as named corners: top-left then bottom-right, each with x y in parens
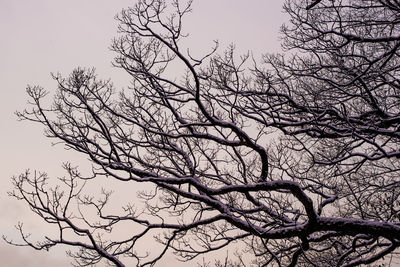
top-left (5, 0), bottom-right (400, 266)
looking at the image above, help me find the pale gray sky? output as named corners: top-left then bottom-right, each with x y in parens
top-left (0, 1), bottom-right (286, 265)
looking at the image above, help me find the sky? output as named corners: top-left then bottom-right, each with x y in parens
top-left (0, 0), bottom-right (286, 266)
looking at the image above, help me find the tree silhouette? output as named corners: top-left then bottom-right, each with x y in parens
top-left (6, 0), bottom-right (400, 266)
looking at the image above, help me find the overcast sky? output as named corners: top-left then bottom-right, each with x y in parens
top-left (0, 1), bottom-right (286, 266)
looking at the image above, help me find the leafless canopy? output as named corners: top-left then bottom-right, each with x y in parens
top-left (6, 0), bottom-right (400, 266)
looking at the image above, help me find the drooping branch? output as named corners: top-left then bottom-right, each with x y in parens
top-left (8, 0), bottom-right (400, 266)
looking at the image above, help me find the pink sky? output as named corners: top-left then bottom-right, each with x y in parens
top-left (0, 0), bottom-right (286, 265)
